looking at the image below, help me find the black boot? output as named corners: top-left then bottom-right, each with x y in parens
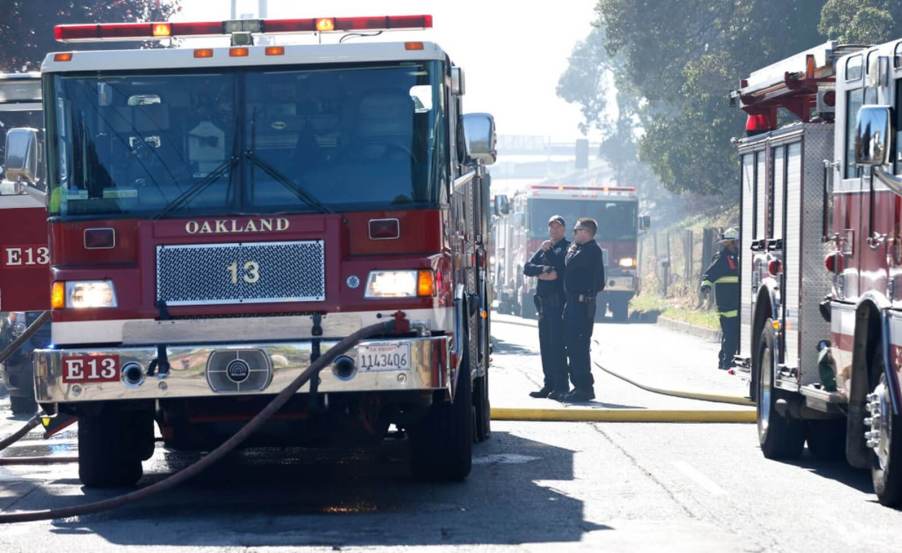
top-left (529, 387), bottom-right (553, 398)
top-left (564, 389), bottom-right (595, 402)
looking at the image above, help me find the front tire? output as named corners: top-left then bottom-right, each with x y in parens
top-left (78, 407), bottom-right (150, 488)
top-left (756, 321), bottom-right (804, 459)
top-left (409, 360), bottom-right (473, 481)
top-left (473, 372), bottom-right (491, 442)
top-left (611, 299), bottom-right (629, 322)
top-left (868, 371), bottom-right (902, 507)
top-left (9, 395), bottom-right (37, 416)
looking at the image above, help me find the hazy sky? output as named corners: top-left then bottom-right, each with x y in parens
top-left (172, 0), bottom-right (599, 141)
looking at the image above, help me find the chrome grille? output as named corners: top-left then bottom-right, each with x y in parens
top-left (156, 241), bottom-right (325, 306)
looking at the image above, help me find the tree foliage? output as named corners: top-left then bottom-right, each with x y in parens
top-left (818, 0), bottom-right (902, 44)
top-left (558, 1), bottom-right (902, 198)
top-left (0, 0), bottom-right (180, 71)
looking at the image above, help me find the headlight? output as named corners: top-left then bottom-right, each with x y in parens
top-left (365, 270), bottom-right (434, 298)
top-left (57, 280), bottom-right (118, 308)
top-left (618, 257), bottom-right (636, 268)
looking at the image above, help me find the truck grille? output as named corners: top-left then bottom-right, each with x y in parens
top-left (156, 241), bottom-right (325, 306)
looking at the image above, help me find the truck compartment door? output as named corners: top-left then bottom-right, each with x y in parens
top-left (0, 195), bottom-right (49, 311)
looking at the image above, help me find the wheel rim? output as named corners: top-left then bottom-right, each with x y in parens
top-left (758, 342), bottom-right (772, 438)
top-left (867, 375), bottom-right (893, 472)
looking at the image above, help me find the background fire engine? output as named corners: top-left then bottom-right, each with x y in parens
top-left (0, 72), bottom-right (50, 415)
top-left (492, 184), bottom-right (642, 321)
top-left (1, 16), bottom-right (497, 487)
top-left (732, 38), bottom-right (902, 506)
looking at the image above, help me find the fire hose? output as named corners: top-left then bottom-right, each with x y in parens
top-left (0, 316), bottom-right (404, 523)
top-left (0, 313), bottom-right (52, 456)
top-left (0, 311), bottom-right (50, 366)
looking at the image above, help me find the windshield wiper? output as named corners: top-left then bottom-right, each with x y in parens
top-left (153, 155), bottom-right (238, 220)
top-left (243, 151), bottom-right (333, 214)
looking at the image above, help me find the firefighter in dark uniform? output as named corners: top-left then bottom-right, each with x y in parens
top-left (561, 217), bottom-right (606, 402)
top-left (523, 215), bottom-right (570, 399)
top-left (701, 227), bottom-right (740, 370)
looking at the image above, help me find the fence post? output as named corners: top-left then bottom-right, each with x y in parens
top-left (682, 230), bottom-right (693, 285)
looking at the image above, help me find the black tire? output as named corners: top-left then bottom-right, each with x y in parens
top-left (868, 369), bottom-right (902, 507)
top-left (9, 395), bottom-right (37, 416)
top-left (409, 360), bottom-right (473, 481)
top-left (473, 372), bottom-right (491, 442)
top-left (756, 321), bottom-right (804, 460)
top-left (806, 419), bottom-right (846, 461)
top-left (78, 408), bottom-right (148, 488)
top-left (611, 300), bottom-right (628, 322)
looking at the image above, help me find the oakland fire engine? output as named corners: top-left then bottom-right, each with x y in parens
top-left (732, 38), bottom-right (902, 506)
top-left (2, 16), bottom-right (497, 487)
top-left (493, 184), bottom-right (641, 321)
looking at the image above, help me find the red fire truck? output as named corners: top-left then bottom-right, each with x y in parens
top-left (0, 72), bottom-right (51, 414)
top-left (493, 184), bottom-right (641, 321)
top-left (732, 38), bottom-right (902, 506)
top-left (4, 16), bottom-right (496, 487)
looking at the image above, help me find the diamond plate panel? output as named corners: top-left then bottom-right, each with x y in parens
top-left (156, 240), bottom-right (325, 306)
top-left (798, 124), bottom-right (833, 386)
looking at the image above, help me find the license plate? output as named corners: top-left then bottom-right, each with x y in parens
top-left (357, 342), bottom-right (411, 371)
top-left (61, 355), bottom-right (120, 383)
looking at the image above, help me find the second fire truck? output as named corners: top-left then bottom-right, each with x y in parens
top-left (3, 15), bottom-right (496, 487)
top-left (732, 38), bottom-right (902, 506)
top-left (493, 184), bottom-right (641, 321)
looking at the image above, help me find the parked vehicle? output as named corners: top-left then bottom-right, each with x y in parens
top-left (3, 16), bottom-right (496, 487)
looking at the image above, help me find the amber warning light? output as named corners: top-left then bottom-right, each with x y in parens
top-left (54, 15), bottom-right (433, 42)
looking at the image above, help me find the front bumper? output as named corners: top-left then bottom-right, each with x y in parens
top-left (34, 335), bottom-right (451, 404)
top-left (603, 273), bottom-right (638, 294)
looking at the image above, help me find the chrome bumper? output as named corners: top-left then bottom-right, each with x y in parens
top-left (34, 336), bottom-right (451, 404)
top-left (603, 274), bottom-right (638, 293)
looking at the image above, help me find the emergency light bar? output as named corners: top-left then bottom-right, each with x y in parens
top-left (530, 185), bottom-right (636, 193)
top-left (54, 15), bottom-right (433, 43)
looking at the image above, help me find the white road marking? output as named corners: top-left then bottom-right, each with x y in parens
top-left (472, 454), bottom-right (540, 465)
top-left (671, 461), bottom-right (726, 496)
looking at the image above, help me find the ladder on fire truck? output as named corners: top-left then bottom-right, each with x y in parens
top-left (729, 40), bottom-right (865, 132)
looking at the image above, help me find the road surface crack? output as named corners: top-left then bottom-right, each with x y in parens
top-left (588, 423), bottom-right (698, 519)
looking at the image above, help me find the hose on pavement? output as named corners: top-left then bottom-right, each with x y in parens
top-left (0, 316), bottom-right (401, 523)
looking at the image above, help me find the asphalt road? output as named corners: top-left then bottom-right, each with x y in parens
top-left (0, 316), bottom-right (900, 552)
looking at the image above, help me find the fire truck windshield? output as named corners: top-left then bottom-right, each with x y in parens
top-left (46, 61), bottom-right (444, 218)
top-left (528, 198), bottom-right (637, 241)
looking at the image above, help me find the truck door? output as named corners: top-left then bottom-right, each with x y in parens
top-left (0, 193), bottom-right (49, 311)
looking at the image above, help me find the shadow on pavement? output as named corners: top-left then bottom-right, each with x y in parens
top-left (5, 432), bottom-right (607, 546)
top-left (491, 336), bottom-right (534, 356)
top-left (789, 450), bottom-right (873, 495)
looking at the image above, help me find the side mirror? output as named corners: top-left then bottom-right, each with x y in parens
top-left (639, 215), bottom-right (651, 231)
top-left (855, 105), bottom-right (892, 166)
top-left (494, 194), bottom-right (510, 216)
top-left (4, 127), bottom-right (39, 185)
top-left (451, 66), bottom-right (466, 96)
top-left (463, 113), bottom-right (497, 166)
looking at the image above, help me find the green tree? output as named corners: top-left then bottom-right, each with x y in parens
top-left (0, 0), bottom-right (180, 71)
top-left (559, 0), bottom-right (827, 198)
top-left (818, 0), bottom-right (902, 44)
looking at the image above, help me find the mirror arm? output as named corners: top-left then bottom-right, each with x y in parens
top-left (22, 184), bottom-right (47, 203)
top-left (874, 167), bottom-right (902, 198)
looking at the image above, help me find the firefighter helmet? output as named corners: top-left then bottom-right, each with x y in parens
top-left (720, 227), bottom-right (738, 242)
